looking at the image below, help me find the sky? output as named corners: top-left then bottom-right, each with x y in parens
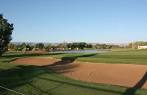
top-left (0, 0), bottom-right (147, 43)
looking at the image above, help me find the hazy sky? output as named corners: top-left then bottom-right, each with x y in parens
top-left (0, 0), bottom-right (147, 43)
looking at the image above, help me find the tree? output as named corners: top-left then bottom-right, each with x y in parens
top-left (67, 43), bottom-right (72, 49)
top-left (19, 43), bottom-right (27, 50)
top-left (57, 43), bottom-right (67, 50)
top-left (86, 44), bottom-right (93, 48)
top-left (35, 43), bottom-right (44, 50)
top-left (8, 43), bottom-right (16, 51)
top-left (66, 42), bottom-right (87, 50)
top-left (26, 44), bottom-right (34, 51)
top-left (45, 44), bottom-right (52, 51)
top-left (0, 14), bottom-right (13, 56)
top-left (78, 42), bottom-right (87, 49)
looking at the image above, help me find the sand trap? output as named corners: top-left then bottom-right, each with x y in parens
top-left (13, 57), bottom-right (147, 89)
top-left (13, 57), bottom-right (59, 66)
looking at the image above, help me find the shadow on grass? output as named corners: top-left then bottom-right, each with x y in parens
top-left (1, 58), bottom-right (19, 63)
top-left (0, 65), bottom-right (123, 95)
top-left (37, 76), bottom-right (123, 94)
top-left (123, 72), bottom-right (147, 95)
top-left (0, 65), bottom-right (45, 94)
top-left (1, 52), bottom-right (64, 58)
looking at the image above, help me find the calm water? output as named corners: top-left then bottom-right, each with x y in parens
top-left (50, 49), bottom-right (110, 54)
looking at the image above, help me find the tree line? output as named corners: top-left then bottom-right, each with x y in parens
top-left (7, 42), bottom-right (122, 52)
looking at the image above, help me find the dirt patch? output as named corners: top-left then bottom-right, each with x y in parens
top-left (13, 57), bottom-right (147, 89)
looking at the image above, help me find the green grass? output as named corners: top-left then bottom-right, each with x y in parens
top-left (51, 49), bottom-right (147, 65)
top-left (0, 50), bottom-right (147, 95)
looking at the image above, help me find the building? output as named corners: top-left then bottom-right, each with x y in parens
top-left (138, 46), bottom-right (147, 49)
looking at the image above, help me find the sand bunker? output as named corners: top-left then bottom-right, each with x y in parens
top-left (13, 57), bottom-right (147, 89)
top-left (13, 57), bottom-right (59, 66)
